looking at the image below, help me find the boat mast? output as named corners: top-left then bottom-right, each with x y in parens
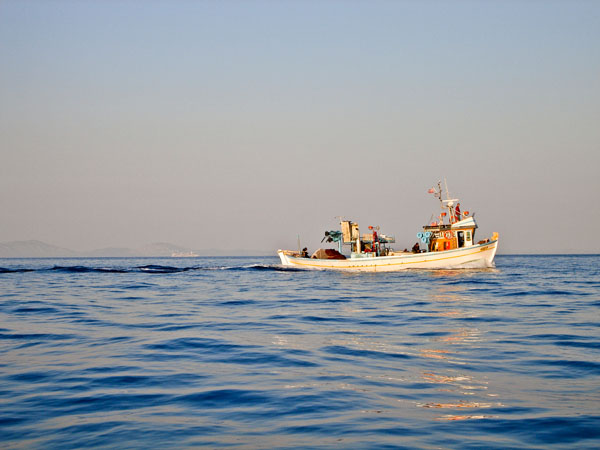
top-left (435, 181), bottom-right (443, 207)
top-left (441, 178), bottom-right (458, 224)
top-left (444, 178), bottom-right (453, 221)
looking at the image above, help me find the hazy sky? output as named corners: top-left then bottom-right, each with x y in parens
top-left (1, 0), bottom-right (599, 254)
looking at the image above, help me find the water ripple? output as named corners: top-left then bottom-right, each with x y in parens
top-left (0, 255), bottom-right (598, 448)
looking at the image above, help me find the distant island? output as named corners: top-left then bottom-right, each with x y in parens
top-left (0, 240), bottom-right (272, 258)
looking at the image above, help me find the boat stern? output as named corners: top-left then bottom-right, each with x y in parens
top-left (277, 249), bottom-right (296, 266)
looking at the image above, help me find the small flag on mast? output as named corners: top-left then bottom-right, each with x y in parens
top-left (427, 188), bottom-right (435, 194)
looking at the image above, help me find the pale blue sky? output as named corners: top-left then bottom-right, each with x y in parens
top-left (1, 0), bottom-right (599, 253)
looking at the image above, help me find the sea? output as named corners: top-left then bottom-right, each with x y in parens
top-left (0, 255), bottom-right (599, 449)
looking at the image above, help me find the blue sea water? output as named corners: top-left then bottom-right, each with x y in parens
top-left (0, 255), bottom-right (599, 449)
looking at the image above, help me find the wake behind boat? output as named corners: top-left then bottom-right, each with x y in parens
top-left (278, 182), bottom-right (498, 271)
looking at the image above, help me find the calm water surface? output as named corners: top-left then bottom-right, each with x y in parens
top-left (1, 255), bottom-right (599, 449)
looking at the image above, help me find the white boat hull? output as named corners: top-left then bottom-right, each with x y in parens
top-left (278, 239), bottom-right (498, 272)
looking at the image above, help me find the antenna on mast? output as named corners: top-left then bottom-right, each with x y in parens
top-left (444, 178), bottom-right (450, 201)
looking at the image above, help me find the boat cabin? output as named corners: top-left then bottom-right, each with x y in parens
top-left (420, 181), bottom-right (478, 253)
top-left (422, 216), bottom-right (477, 252)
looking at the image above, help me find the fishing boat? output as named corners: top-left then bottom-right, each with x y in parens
top-left (278, 182), bottom-right (498, 271)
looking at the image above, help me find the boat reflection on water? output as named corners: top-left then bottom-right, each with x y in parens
top-left (426, 267), bottom-right (499, 278)
top-left (416, 284), bottom-right (503, 421)
top-left (419, 349), bottom-right (452, 360)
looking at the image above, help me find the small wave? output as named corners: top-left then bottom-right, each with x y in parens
top-left (321, 345), bottom-right (411, 360)
top-left (50, 266), bottom-right (130, 274)
top-left (244, 264), bottom-right (303, 272)
top-left (2, 264), bottom-right (196, 274)
top-left (0, 267), bottom-right (34, 273)
top-left (535, 359), bottom-right (600, 376)
top-left (0, 263), bottom-right (296, 274)
top-left (217, 264), bottom-right (303, 272)
top-left (498, 289), bottom-right (585, 297)
top-left (0, 332), bottom-right (77, 341)
top-left (51, 265), bottom-right (96, 273)
top-left (219, 300), bottom-right (257, 306)
top-left (301, 315), bottom-right (348, 323)
top-left (84, 373), bottom-right (205, 390)
top-left (456, 415), bottom-right (600, 446)
top-left (137, 264), bottom-right (288, 273)
top-left (444, 278), bottom-right (502, 286)
top-left (13, 306), bottom-right (59, 314)
top-left (175, 389), bottom-right (272, 408)
top-left (145, 337), bottom-right (252, 353)
top-left (136, 265), bottom-right (194, 273)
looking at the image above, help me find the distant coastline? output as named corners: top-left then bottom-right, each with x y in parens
top-left (0, 240), bottom-right (272, 258)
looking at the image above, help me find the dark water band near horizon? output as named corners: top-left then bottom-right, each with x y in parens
top-left (1, 255), bottom-right (599, 449)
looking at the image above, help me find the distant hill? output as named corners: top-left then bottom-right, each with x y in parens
top-left (0, 240), bottom-right (273, 257)
top-left (85, 247), bottom-right (139, 257)
top-left (0, 240), bottom-right (79, 258)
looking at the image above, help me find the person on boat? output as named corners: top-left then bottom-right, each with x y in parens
top-left (454, 202), bottom-right (461, 223)
top-left (412, 242), bottom-right (420, 253)
top-left (301, 247), bottom-right (309, 258)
